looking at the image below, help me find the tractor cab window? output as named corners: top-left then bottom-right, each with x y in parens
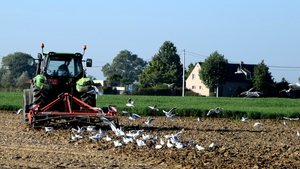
top-left (46, 57), bottom-right (83, 77)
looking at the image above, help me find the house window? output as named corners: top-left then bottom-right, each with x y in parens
top-left (192, 74), bottom-right (195, 80)
top-left (192, 86), bottom-right (196, 89)
top-left (199, 86), bottom-right (202, 89)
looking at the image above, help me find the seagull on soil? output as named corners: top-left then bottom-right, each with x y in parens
top-left (113, 140), bottom-right (124, 147)
top-left (160, 138), bottom-right (165, 145)
top-left (126, 98), bottom-right (134, 107)
top-left (197, 117), bottom-right (202, 122)
top-left (72, 126), bottom-right (84, 134)
top-left (297, 131), bottom-right (300, 136)
top-left (122, 111), bottom-right (142, 120)
top-left (167, 140), bottom-right (174, 148)
top-left (253, 122), bottom-right (264, 127)
top-left (45, 127), bottom-right (54, 132)
top-left (207, 107), bottom-right (223, 116)
top-left (87, 125), bottom-right (97, 132)
top-left (105, 135), bottom-right (112, 142)
top-left (148, 105), bottom-right (159, 111)
top-left (155, 144), bottom-right (163, 149)
top-left (144, 117), bottom-right (155, 126)
top-left (196, 145), bottom-right (205, 151)
top-left (89, 133), bottom-right (103, 140)
top-left (71, 134), bottom-right (83, 140)
top-left (209, 143), bottom-right (215, 148)
top-left (136, 139), bottom-right (147, 146)
top-left (283, 121), bottom-right (288, 125)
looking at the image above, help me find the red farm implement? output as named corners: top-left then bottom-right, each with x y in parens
top-left (26, 93), bottom-right (118, 128)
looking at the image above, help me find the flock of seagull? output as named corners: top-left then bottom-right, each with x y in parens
top-left (43, 97), bottom-right (300, 152)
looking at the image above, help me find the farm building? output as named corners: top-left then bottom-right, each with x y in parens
top-left (186, 62), bottom-right (257, 97)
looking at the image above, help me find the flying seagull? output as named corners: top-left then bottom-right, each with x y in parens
top-left (163, 106), bottom-right (177, 121)
top-left (239, 88), bottom-right (264, 98)
top-left (283, 117), bottom-right (299, 121)
top-left (207, 107), bottom-right (223, 116)
top-left (148, 105), bottom-right (159, 111)
top-left (122, 111), bottom-right (142, 120)
top-left (144, 117), bottom-right (155, 126)
top-left (253, 122), bottom-right (264, 127)
top-left (17, 108), bottom-right (22, 114)
top-left (241, 117), bottom-right (250, 122)
top-left (126, 98), bottom-right (134, 107)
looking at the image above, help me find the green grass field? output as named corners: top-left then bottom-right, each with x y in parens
top-left (1, 92), bottom-right (299, 119)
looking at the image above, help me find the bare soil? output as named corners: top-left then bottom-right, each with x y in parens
top-left (1, 111), bottom-right (300, 169)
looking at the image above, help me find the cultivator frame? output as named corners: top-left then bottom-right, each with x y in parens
top-left (27, 93), bottom-right (118, 128)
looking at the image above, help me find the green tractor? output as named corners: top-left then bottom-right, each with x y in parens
top-left (22, 44), bottom-right (118, 128)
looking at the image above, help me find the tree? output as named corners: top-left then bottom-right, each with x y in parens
top-left (252, 60), bottom-right (275, 94)
top-left (199, 51), bottom-right (229, 96)
top-left (101, 50), bottom-right (147, 82)
top-left (1, 70), bottom-right (15, 88)
top-left (1, 52), bottom-right (36, 79)
top-left (185, 62), bottom-right (195, 79)
top-left (16, 71), bottom-right (30, 87)
top-left (139, 41), bottom-right (183, 87)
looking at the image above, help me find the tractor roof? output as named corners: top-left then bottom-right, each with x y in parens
top-left (43, 51), bottom-right (83, 57)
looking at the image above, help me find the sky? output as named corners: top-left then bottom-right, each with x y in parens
top-left (1, 1), bottom-right (300, 83)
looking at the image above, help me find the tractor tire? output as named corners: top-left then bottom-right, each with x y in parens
top-left (32, 89), bottom-right (49, 107)
top-left (80, 93), bottom-right (96, 107)
top-left (22, 89), bottom-right (32, 124)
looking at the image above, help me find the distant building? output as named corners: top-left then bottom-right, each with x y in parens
top-left (185, 62), bottom-right (256, 97)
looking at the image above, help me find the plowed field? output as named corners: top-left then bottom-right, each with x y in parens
top-left (0, 111), bottom-right (300, 168)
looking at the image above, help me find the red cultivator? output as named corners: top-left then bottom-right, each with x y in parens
top-left (27, 93), bottom-right (118, 128)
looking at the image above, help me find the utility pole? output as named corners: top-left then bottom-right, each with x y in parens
top-left (182, 49), bottom-right (185, 97)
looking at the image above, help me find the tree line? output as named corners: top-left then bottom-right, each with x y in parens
top-left (0, 41), bottom-right (295, 96)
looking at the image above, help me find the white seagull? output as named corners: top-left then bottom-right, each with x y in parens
top-left (197, 117), bottom-right (202, 122)
top-left (87, 86), bottom-right (103, 99)
top-left (163, 106), bottom-right (177, 121)
top-left (167, 140), bottom-right (174, 148)
top-left (105, 135), bottom-right (112, 142)
top-left (72, 126), bottom-right (84, 134)
top-left (283, 121), bottom-right (288, 125)
top-left (45, 127), bottom-right (54, 132)
top-left (207, 107), bottom-right (223, 116)
top-left (155, 144), bottom-right (163, 149)
top-left (196, 145), bottom-right (205, 151)
top-left (283, 117), bottom-right (299, 121)
top-left (89, 133), bottom-right (103, 140)
top-left (136, 139), bottom-right (147, 146)
top-left (17, 108), bottom-right (22, 114)
top-left (113, 140), bottom-right (124, 147)
top-left (122, 111), bottom-right (142, 120)
top-left (241, 117), bottom-right (250, 122)
top-left (126, 98), bottom-right (134, 107)
top-left (209, 143), bottom-right (215, 148)
top-left (297, 131), bottom-right (300, 136)
top-left (87, 126), bottom-right (97, 132)
top-left (71, 134), bottom-right (83, 140)
top-left (253, 122), bottom-right (264, 127)
top-left (144, 117), bottom-right (155, 126)
top-left (148, 105), bottom-right (159, 111)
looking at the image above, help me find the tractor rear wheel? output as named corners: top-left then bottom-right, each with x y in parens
top-left (22, 89), bottom-right (32, 124)
top-left (80, 93), bottom-right (96, 107)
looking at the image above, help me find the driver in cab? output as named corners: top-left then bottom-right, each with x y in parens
top-left (57, 61), bottom-right (70, 76)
